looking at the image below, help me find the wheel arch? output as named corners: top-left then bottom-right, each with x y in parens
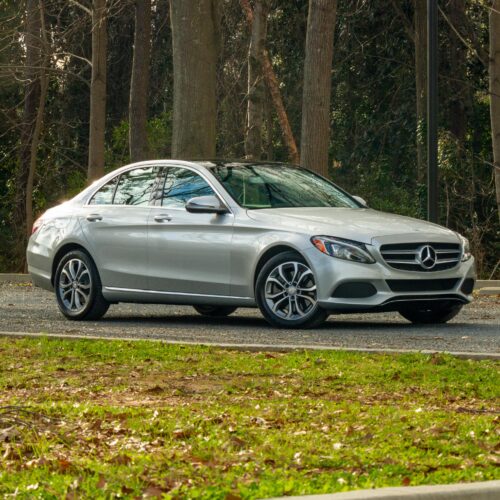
top-left (51, 242), bottom-right (94, 286)
top-left (253, 244), bottom-right (305, 290)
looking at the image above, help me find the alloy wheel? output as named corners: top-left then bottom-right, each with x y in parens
top-left (58, 258), bottom-right (92, 313)
top-left (264, 261), bottom-right (317, 320)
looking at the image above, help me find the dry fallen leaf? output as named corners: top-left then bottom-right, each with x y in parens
top-left (230, 436), bottom-right (246, 448)
top-left (111, 454), bottom-right (131, 465)
top-left (58, 459), bottom-right (72, 472)
top-left (142, 485), bottom-right (164, 498)
top-left (0, 426), bottom-right (20, 443)
top-left (173, 428), bottom-right (193, 439)
top-left (96, 474), bottom-right (106, 489)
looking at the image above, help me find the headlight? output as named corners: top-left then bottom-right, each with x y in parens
top-left (459, 234), bottom-right (472, 261)
top-left (311, 236), bottom-right (375, 264)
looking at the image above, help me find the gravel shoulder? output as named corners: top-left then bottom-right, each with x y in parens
top-left (0, 282), bottom-right (499, 353)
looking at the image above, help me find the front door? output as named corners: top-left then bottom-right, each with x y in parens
top-left (148, 166), bottom-right (234, 296)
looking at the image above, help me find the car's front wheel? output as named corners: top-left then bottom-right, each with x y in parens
top-left (398, 302), bottom-right (463, 324)
top-left (256, 251), bottom-right (328, 328)
top-left (55, 250), bottom-right (109, 321)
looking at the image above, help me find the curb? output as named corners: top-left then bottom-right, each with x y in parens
top-left (267, 480), bottom-right (500, 499)
top-left (478, 287), bottom-right (500, 295)
top-left (0, 330), bottom-right (499, 360)
top-left (477, 279), bottom-right (500, 288)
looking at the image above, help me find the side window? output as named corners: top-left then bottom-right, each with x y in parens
top-left (161, 168), bottom-right (215, 208)
top-left (89, 177), bottom-right (118, 205)
top-left (113, 167), bottom-right (157, 206)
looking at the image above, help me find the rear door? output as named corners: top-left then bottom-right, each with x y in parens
top-left (80, 166), bottom-right (160, 289)
top-left (148, 166), bottom-right (234, 296)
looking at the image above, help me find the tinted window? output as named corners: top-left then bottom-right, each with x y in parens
top-left (113, 167), bottom-right (157, 206)
top-left (210, 164), bottom-right (359, 209)
top-left (89, 177), bottom-right (118, 205)
top-left (161, 168), bottom-right (214, 208)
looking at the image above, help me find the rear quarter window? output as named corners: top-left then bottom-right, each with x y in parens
top-left (89, 177), bottom-right (118, 205)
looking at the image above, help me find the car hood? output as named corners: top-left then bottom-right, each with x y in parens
top-left (246, 207), bottom-right (459, 245)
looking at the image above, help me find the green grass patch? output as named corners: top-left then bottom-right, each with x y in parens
top-left (0, 337), bottom-right (498, 499)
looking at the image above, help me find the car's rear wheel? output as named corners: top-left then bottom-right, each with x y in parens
top-left (193, 305), bottom-right (237, 317)
top-left (256, 251), bottom-right (328, 328)
top-left (398, 303), bottom-right (463, 324)
top-left (55, 250), bottom-right (109, 321)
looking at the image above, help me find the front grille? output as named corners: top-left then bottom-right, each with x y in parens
top-left (380, 242), bottom-right (461, 272)
top-left (386, 278), bottom-right (459, 293)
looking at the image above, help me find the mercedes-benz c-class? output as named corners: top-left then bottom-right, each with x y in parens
top-left (27, 160), bottom-right (475, 328)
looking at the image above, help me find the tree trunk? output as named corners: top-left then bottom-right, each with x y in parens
top-left (129, 0), bottom-right (151, 163)
top-left (300, 0), bottom-right (337, 177)
top-left (88, 0), bottom-right (107, 182)
top-left (17, 0), bottom-right (46, 264)
top-left (240, 0), bottom-right (299, 163)
top-left (244, 0), bottom-right (268, 160)
top-left (170, 0), bottom-right (219, 159)
top-left (26, 2), bottom-right (49, 241)
top-left (490, 0), bottom-right (500, 221)
top-left (447, 0), bottom-right (468, 146)
top-left (414, 0), bottom-right (427, 184)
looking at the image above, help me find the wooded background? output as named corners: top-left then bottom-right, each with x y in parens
top-left (1, 0), bottom-right (499, 278)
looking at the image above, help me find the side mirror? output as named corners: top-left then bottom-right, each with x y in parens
top-left (353, 195), bottom-right (368, 208)
top-left (185, 195), bottom-right (229, 214)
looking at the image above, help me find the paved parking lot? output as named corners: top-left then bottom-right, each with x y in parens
top-left (1, 282), bottom-right (499, 355)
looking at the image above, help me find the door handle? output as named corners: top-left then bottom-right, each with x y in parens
top-left (86, 214), bottom-right (103, 222)
top-left (154, 214), bottom-right (172, 222)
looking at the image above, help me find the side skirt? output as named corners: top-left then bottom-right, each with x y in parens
top-left (102, 286), bottom-right (257, 307)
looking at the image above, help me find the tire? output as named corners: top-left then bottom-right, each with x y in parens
top-left (398, 303), bottom-right (463, 324)
top-left (54, 250), bottom-right (109, 321)
top-left (255, 251), bottom-right (328, 329)
top-left (193, 305), bottom-right (237, 317)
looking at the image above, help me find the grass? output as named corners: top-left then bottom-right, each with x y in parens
top-left (0, 337), bottom-right (498, 499)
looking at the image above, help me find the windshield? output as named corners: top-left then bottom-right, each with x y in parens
top-left (209, 164), bottom-right (360, 209)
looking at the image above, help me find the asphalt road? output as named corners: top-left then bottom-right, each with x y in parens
top-left (1, 282), bottom-right (499, 355)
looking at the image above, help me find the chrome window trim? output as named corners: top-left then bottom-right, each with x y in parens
top-left (83, 162), bottom-right (234, 215)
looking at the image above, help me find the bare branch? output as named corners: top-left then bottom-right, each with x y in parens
top-left (389, 0), bottom-right (415, 42)
top-left (438, 5), bottom-right (487, 68)
top-left (68, 0), bottom-right (92, 16)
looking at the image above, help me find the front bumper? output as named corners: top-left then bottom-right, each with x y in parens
top-left (303, 247), bottom-right (476, 313)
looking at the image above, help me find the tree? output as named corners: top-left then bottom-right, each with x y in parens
top-left (490, 0), bottom-right (500, 220)
top-left (240, 0), bottom-right (299, 163)
top-left (390, 0), bottom-right (427, 183)
top-left (446, 0), bottom-right (470, 146)
top-left (170, 0), bottom-right (219, 159)
top-left (129, 0), bottom-right (151, 162)
top-left (88, 0), bottom-right (107, 181)
top-left (17, 0), bottom-right (49, 251)
top-left (300, 0), bottom-right (338, 176)
top-left (244, 0), bottom-right (268, 160)
top-left (414, 0), bottom-right (427, 183)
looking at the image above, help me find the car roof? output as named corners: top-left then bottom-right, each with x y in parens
top-left (72, 159), bottom-right (302, 203)
top-left (188, 159), bottom-right (300, 169)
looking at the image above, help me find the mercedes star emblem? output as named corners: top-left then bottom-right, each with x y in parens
top-left (418, 245), bottom-right (437, 269)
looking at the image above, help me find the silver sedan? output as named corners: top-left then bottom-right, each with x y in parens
top-left (27, 160), bottom-right (476, 328)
